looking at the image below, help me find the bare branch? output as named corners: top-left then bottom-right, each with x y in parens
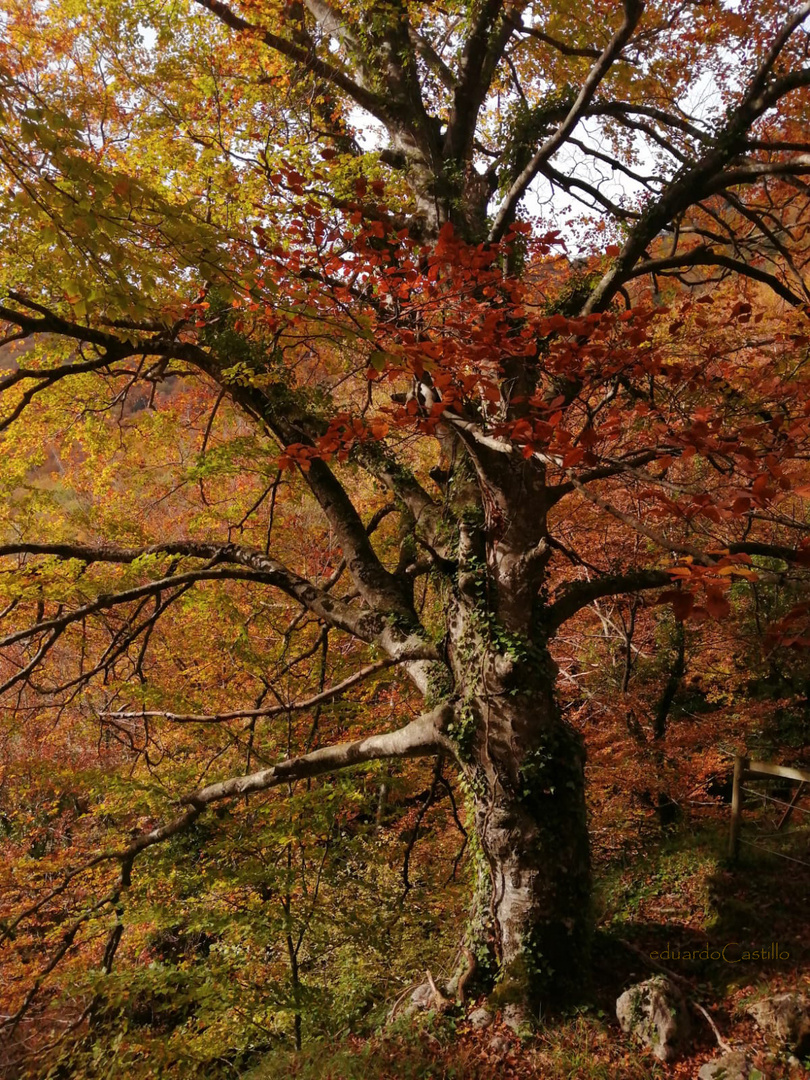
top-left (0, 540), bottom-right (441, 661)
top-left (628, 245), bottom-right (806, 306)
top-left (103, 658), bottom-right (398, 723)
top-left (409, 27), bottom-right (457, 89)
top-left (490, 0), bottom-right (645, 241)
top-left (183, 701), bottom-right (454, 805)
top-left (0, 698), bottom-right (454, 1030)
top-left (0, 297), bottom-right (418, 623)
top-left (747, 1), bottom-right (810, 107)
top-left (0, 301), bottom-right (135, 354)
top-left (545, 517), bottom-right (810, 631)
top-left (510, 19), bottom-right (606, 59)
top-left (546, 450), bottom-right (665, 503)
top-left (728, 541), bottom-right (810, 563)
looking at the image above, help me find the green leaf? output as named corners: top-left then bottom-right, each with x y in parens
top-left (368, 350), bottom-right (390, 372)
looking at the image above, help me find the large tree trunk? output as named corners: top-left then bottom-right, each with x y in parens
top-left (429, 438), bottom-right (593, 1021)
top-left (470, 694), bottom-right (590, 1020)
top-left (449, 637), bottom-right (591, 1021)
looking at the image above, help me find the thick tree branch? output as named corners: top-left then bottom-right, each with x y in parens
top-left (628, 246), bottom-right (806, 306)
top-left (192, 0), bottom-right (391, 123)
top-left (444, 0), bottom-right (523, 164)
top-left (547, 569), bottom-right (672, 629)
top-left (183, 701), bottom-right (455, 805)
top-left (704, 158), bottom-right (810, 192)
top-left (0, 540), bottom-right (441, 663)
top-left (546, 450), bottom-right (664, 504)
top-left (354, 446), bottom-right (448, 558)
top-left (409, 26), bottom-right (457, 89)
top-left (0, 296), bottom-right (418, 623)
top-left (545, 536), bottom-right (810, 631)
top-left (592, 101), bottom-right (715, 144)
top-left (727, 541), bottom-right (810, 563)
top-left (0, 300), bottom-right (137, 353)
top-left (168, 345), bottom-right (421, 619)
top-left (0, 569), bottom-right (250, 649)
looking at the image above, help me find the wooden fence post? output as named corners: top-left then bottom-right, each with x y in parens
top-left (728, 755), bottom-right (747, 861)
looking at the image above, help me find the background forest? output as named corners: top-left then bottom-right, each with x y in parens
top-left (2, 0), bottom-right (810, 1077)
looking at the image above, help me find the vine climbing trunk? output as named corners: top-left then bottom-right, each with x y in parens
top-left (431, 436), bottom-right (594, 1020)
top-left (448, 621), bottom-right (591, 1019)
top-left (470, 699), bottom-right (590, 1018)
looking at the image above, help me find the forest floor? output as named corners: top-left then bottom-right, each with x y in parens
top-left (244, 808), bottom-right (810, 1079)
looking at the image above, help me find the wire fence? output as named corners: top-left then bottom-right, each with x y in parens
top-left (737, 837), bottom-right (810, 869)
top-left (739, 785), bottom-right (810, 815)
top-left (728, 756), bottom-right (810, 868)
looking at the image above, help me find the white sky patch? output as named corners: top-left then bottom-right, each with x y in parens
top-left (139, 23), bottom-right (158, 50)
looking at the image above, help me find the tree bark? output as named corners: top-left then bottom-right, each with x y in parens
top-left (470, 690), bottom-right (589, 1019)
top-left (445, 570), bottom-right (591, 1019)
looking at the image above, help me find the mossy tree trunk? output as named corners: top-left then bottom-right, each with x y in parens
top-left (434, 452), bottom-right (592, 1020)
top-left (462, 679), bottom-right (591, 1020)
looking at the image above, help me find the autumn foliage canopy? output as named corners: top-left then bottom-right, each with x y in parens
top-left (2, 0), bottom-right (810, 1074)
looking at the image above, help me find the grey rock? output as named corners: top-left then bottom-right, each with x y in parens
top-left (697, 1050), bottom-right (751, 1080)
top-left (501, 1002), bottom-right (533, 1033)
top-left (409, 982), bottom-right (433, 1010)
top-left (616, 976), bottom-right (692, 1062)
top-left (467, 1006), bottom-right (493, 1030)
top-left (487, 1034), bottom-right (511, 1055)
top-left (747, 993), bottom-right (810, 1054)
